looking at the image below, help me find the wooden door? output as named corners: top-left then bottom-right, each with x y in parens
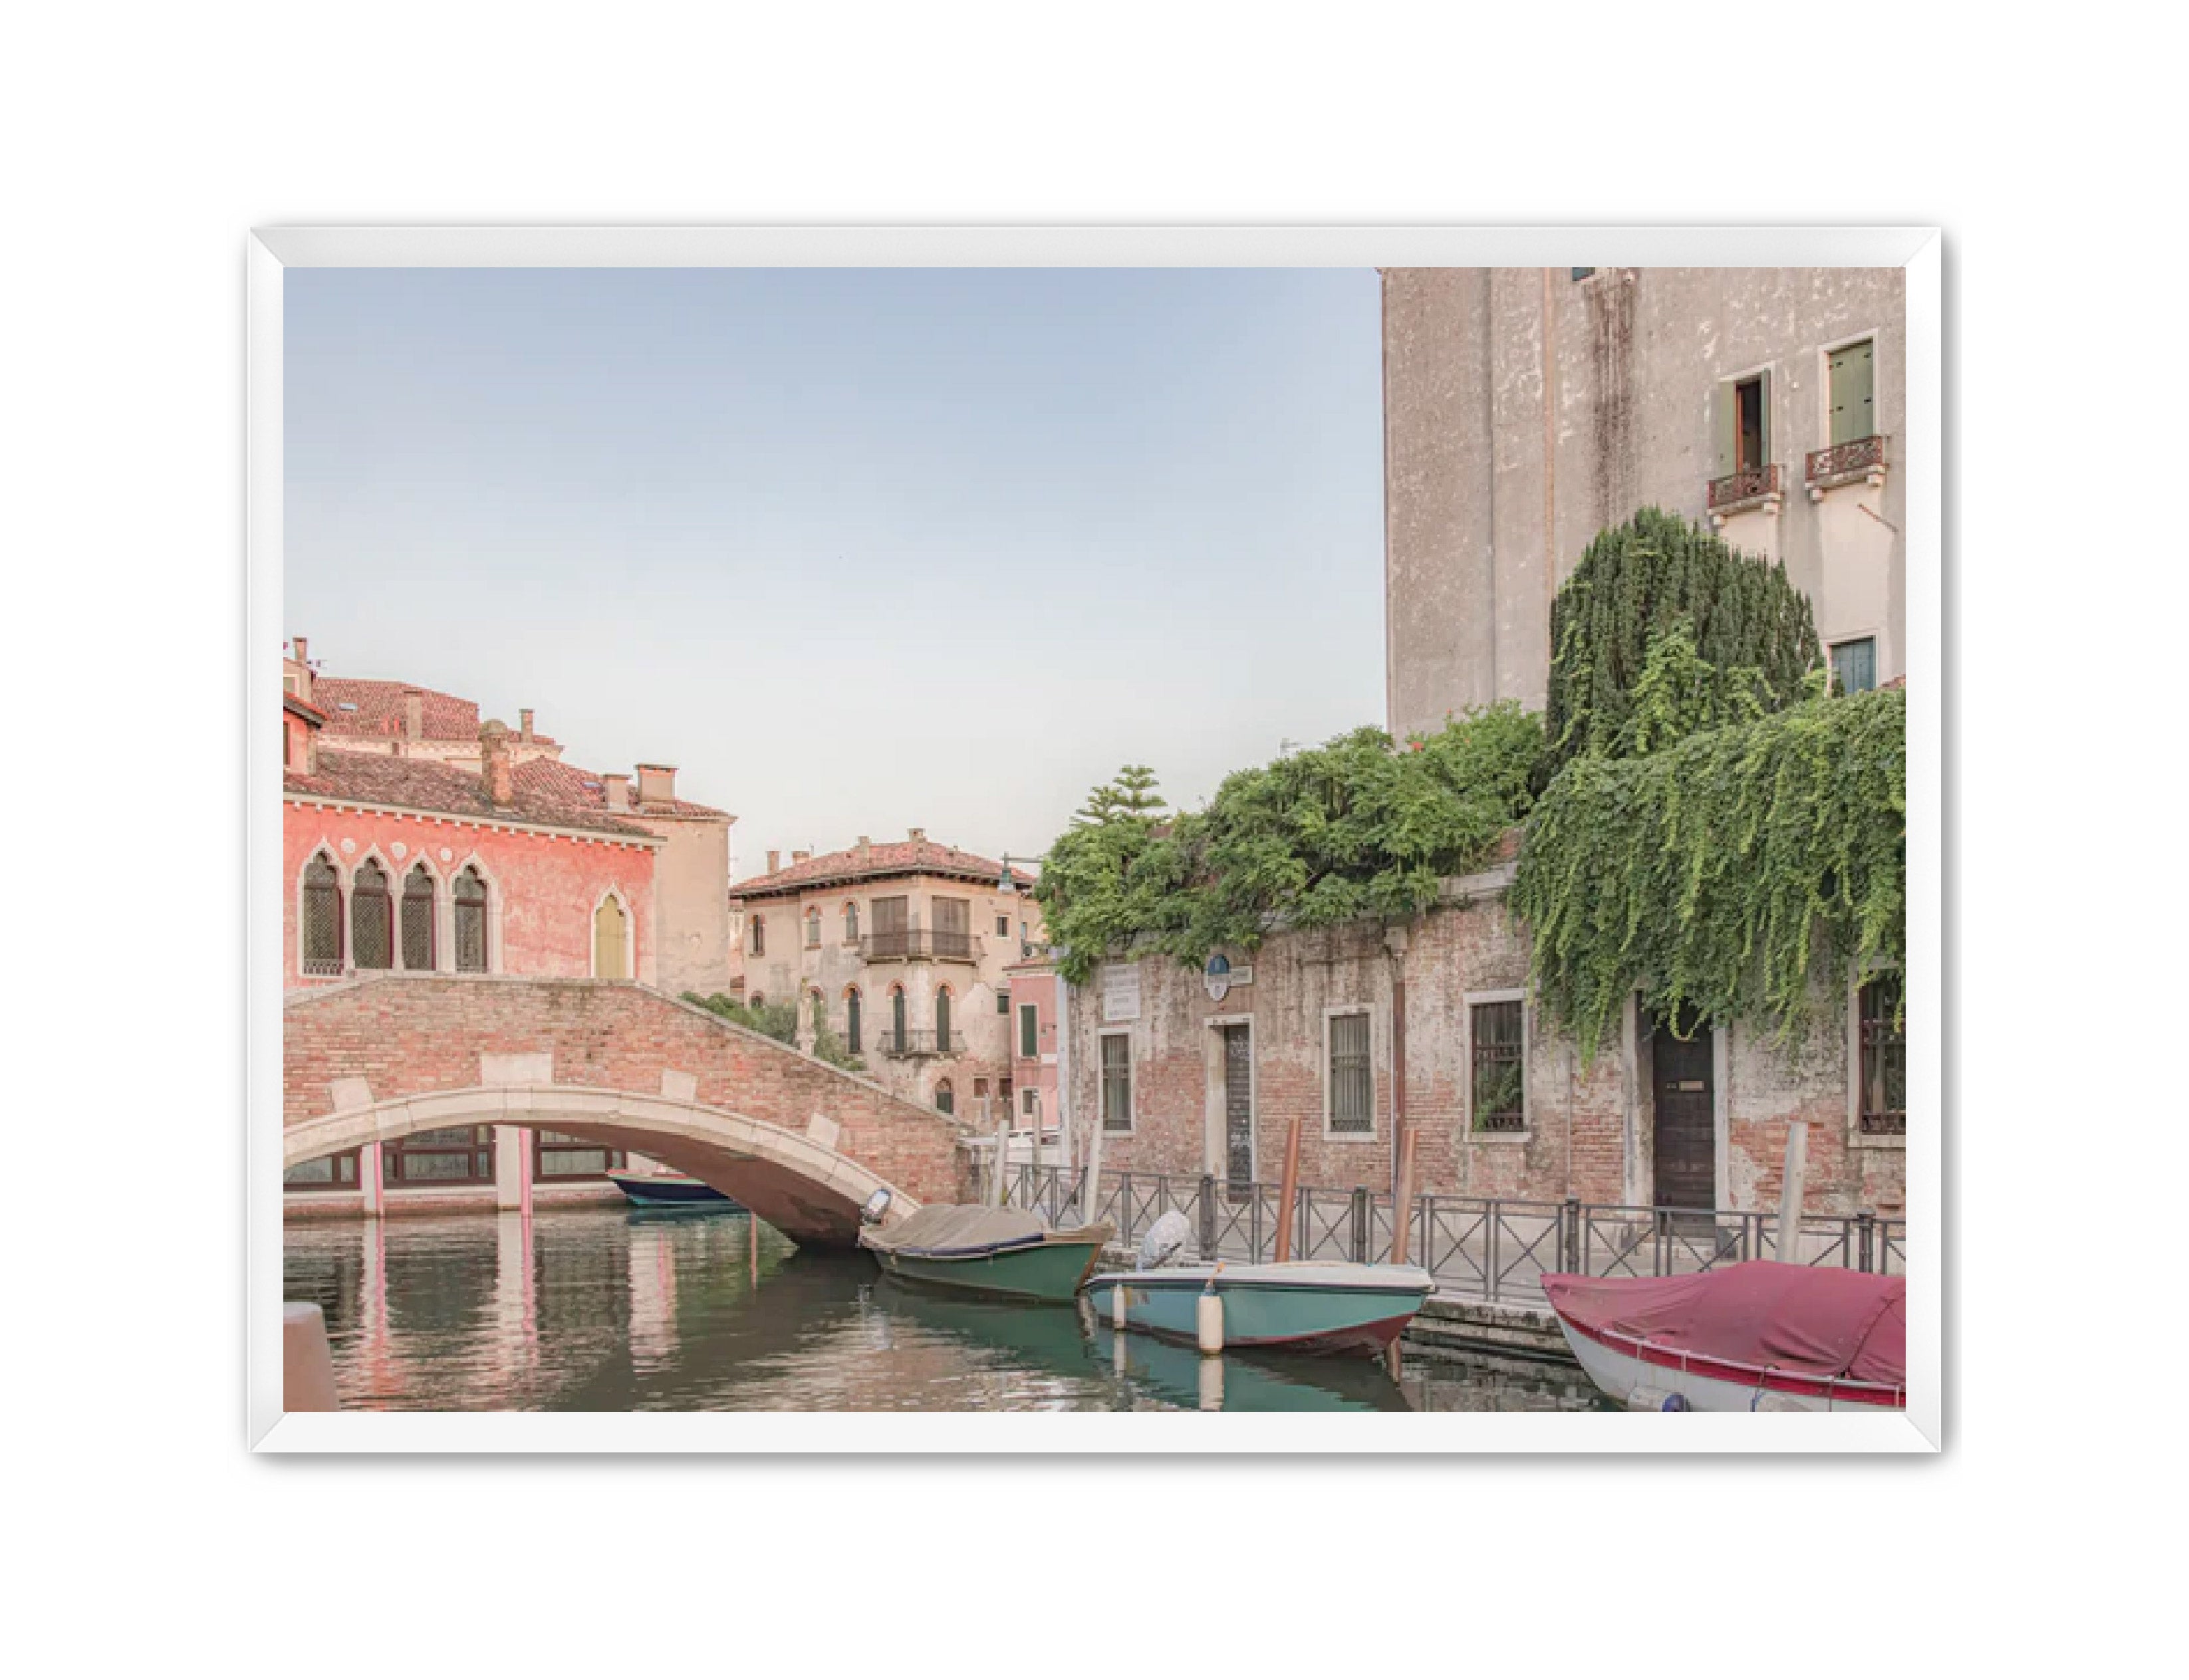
top-left (1222, 1025), bottom-right (1253, 1193)
top-left (1650, 1010), bottom-right (1715, 1215)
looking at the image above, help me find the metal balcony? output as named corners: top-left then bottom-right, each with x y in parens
top-left (1706, 461), bottom-right (1783, 521)
top-left (860, 930), bottom-right (984, 964)
top-left (1805, 433), bottom-right (1888, 498)
top-left (877, 1028), bottom-right (967, 1058)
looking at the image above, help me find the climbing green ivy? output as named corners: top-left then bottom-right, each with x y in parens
top-left (1509, 685), bottom-right (1905, 1062)
top-left (1035, 705), bottom-right (1543, 985)
top-left (1543, 507), bottom-right (1825, 777)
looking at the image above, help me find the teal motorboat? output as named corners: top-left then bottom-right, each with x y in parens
top-left (1083, 1260), bottom-right (1437, 1358)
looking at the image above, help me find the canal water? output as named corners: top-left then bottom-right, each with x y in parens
top-left (283, 1207), bottom-right (1617, 1413)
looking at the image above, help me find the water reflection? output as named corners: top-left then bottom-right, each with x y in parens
top-left (281, 1208), bottom-right (1616, 1413)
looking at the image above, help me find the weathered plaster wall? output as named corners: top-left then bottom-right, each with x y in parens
top-left (634, 812), bottom-right (733, 999)
top-left (1385, 266), bottom-right (1908, 734)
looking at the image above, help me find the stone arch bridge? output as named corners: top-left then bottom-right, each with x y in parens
top-left (284, 976), bottom-right (973, 1247)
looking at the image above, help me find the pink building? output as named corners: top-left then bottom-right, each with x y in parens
top-left (281, 639), bottom-right (729, 1217)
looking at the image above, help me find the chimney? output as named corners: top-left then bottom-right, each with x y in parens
top-left (403, 687), bottom-right (424, 743)
top-left (792, 849), bottom-right (811, 865)
top-left (908, 826), bottom-right (926, 842)
top-left (636, 763), bottom-right (676, 808)
top-left (291, 636), bottom-right (309, 669)
top-left (519, 707), bottom-right (535, 743)
top-left (604, 773), bottom-right (631, 811)
top-left (767, 850), bottom-right (781, 874)
top-left (480, 720), bottom-right (513, 806)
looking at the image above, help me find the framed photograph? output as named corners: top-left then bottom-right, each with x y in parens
top-left (249, 227), bottom-right (1940, 1451)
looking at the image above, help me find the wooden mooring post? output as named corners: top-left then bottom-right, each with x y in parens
top-left (1273, 1112), bottom-right (1303, 1264)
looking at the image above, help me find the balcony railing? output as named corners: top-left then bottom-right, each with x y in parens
top-left (1706, 461), bottom-right (1783, 519)
top-left (877, 1028), bottom-right (967, 1058)
top-left (1805, 433), bottom-right (1888, 496)
top-left (860, 930), bottom-right (984, 964)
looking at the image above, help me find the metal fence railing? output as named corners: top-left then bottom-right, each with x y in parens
top-left (1001, 1164), bottom-right (1906, 1308)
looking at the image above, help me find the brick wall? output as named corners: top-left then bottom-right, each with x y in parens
top-left (283, 976), bottom-right (966, 1207)
top-left (1065, 884), bottom-right (1906, 1217)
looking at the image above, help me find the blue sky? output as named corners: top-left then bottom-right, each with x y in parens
top-left (285, 267), bottom-right (1385, 876)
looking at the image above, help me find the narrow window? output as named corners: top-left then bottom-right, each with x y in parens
top-left (400, 864), bottom-right (436, 971)
top-left (843, 902), bottom-right (859, 943)
top-left (301, 852), bottom-right (343, 976)
top-left (1859, 973), bottom-right (1906, 1136)
top-left (805, 907), bottom-right (821, 948)
top-left (1831, 637), bottom-right (1878, 695)
top-left (995, 913), bottom-right (1010, 937)
top-left (1327, 1012), bottom-right (1372, 1134)
top-left (1734, 374), bottom-right (1766, 473)
top-left (594, 895), bottom-right (629, 979)
top-left (935, 987), bottom-right (952, 1051)
top-left (350, 860), bottom-right (392, 971)
top-left (453, 866), bottom-right (488, 973)
top-left (1021, 1088), bottom-right (1038, 1119)
top-left (1715, 370), bottom-right (1771, 480)
top-left (1829, 338), bottom-right (1876, 445)
top-left (749, 913), bottom-right (765, 957)
top-left (1019, 1001), bottom-right (1039, 1060)
top-left (1100, 1033), bottom-right (1132, 1132)
top-left (973, 1076), bottom-right (989, 1099)
top-left (890, 986), bottom-right (907, 1050)
top-left (934, 1079), bottom-right (955, 1116)
top-left (997, 985), bottom-right (1011, 1017)
top-left (1470, 999), bottom-right (1526, 1132)
top-left (845, 987), bottom-right (862, 1055)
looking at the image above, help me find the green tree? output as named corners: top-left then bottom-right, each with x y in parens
top-left (1543, 507), bottom-right (1825, 778)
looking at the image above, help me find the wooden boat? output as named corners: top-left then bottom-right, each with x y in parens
top-left (606, 1169), bottom-right (743, 1211)
top-left (858, 1204), bottom-right (1114, 1303)
top-left (1082, 1261), bottom-right (1436, 1358)
top-left (1541, 1261), bottom-right (1906, 1412)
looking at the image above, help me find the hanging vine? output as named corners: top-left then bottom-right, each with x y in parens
top-left (1509, 684), bottom-right (1906, 1063)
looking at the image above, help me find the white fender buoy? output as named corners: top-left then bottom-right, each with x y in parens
top-left (1196, 1280), bottom-right (1225, 1354)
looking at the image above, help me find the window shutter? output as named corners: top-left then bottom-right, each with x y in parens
top-left (1831, 341), bottom-right (1875, 445)
top-left (1713, 382), bottom-right (1736, 477)
top-left (1755, 366), bottom-right (1772, 466)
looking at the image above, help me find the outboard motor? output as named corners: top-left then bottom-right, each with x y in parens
top-left (860, 1188), bottom-right (892, 1227)
top-left (1137, 1209), bottom-right (1194, 1270)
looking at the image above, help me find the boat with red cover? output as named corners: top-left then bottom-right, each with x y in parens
top-left (1541, 1261), bottom-right (1906, 1412)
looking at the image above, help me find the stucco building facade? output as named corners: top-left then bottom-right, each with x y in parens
top-left (1383, 267), bottom-right (1906, 736)
top-left (728, 832), bottom-right (1044, 1125)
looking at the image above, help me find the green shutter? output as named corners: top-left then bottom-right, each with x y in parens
top-left (1830, 341), bottom-right (1874, 445)
top-left (1713, 380), bottom-right (1737, 477)
top-left (1755, 366), bottom-right (1772, 467)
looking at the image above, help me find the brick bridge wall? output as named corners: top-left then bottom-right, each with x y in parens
top-left (284, 976), bottom-right (972, 1218)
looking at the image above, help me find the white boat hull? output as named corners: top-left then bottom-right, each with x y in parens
top-left (1558, 1321), bottom-right (1900, 1413)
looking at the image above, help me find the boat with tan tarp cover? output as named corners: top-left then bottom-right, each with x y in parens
top-left (858, 1203), bottom-right (1113, 1302)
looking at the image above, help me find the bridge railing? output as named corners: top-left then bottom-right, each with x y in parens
top-left (1003, 1165), bottom-right (1904, 1305)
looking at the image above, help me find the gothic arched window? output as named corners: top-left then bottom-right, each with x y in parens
top-left (401, 864), bottom-right (436, 971)
top-left (453, 867), bottom-right (488, 973)
top-left (301, 852), bottom-right (342, 977)
top-left (934, 986), bottom-right (952, 1051)
top-left (845, 987), bottom-right (862, 1055)
top-left (594, 894), bottom-right (630, 980)
top-left (350, 860), bottom-right (392, 971)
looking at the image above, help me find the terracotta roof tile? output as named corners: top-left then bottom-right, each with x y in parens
top-left (513, 757), bottom-right (731, 823)
top-left (284, 748), bottom-right (658, 839)
top-left (732, 838), bottom-right (1032, 899)
top-left (310, 677), bottom-right (562, 748)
